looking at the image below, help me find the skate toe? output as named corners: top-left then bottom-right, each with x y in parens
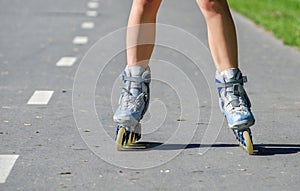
top-left (226, 110), bottom-right (255, 129)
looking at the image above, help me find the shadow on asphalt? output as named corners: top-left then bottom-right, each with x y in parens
top-left (125, 142), bottom-right (237, 151)
top-left (254, 144), bottom-right (300, 156)
top-left (126, 142), bottom-right (300, 155)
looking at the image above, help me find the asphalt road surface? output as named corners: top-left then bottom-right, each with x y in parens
top-left (1, 0), bottom-right (300, 190)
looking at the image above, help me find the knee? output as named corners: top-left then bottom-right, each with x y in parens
top-left (132, 0), bottom-right (162, 14)
top-left (197, 0), bottom-right (215, 11)
top-left (197, 0), bottom-right (227, 17)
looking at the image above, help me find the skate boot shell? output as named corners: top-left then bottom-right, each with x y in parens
top-left (215, 68), bottom-right (255, 130)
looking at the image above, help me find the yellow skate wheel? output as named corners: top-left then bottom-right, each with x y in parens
top-left (127, 132), bottom-right (133, 145)
top-left (116, 128), bottom-right (126, 151)
top-left (131, 133), bottom-right (136, 144)
top-left (243, 130), bottom-right (254, 155)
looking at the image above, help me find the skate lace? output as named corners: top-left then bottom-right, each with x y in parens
top-left (121, 88), bottom-right (145, 112)
top-left (225, 84), bottom-right (248, 113)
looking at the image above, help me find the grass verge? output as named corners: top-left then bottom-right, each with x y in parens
top-left (228, 0), bottom-right (300, 49)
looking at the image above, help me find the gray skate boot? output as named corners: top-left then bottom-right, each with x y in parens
top-left (215, 68), bottom-right (255, 130)
top-left (113, 65), bottom-right (151, 150)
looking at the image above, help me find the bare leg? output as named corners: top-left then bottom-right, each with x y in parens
top-left (113, 0), bottom-right (162, 138)
top-left (197, 1), bottom-right (255, 131)
top-left (197, 0), bottom-right (238, 72)
top-left (127, 0), bottom-right (162, 68)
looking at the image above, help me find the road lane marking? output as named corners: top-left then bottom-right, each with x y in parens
top-left (87, 2), bottom-right (99, 9)
top-left (86, 11), bottom-right (98, 17)
top-left (56, 57), bottom-right (77, 67)
top-left (72, 36), bottom-right (88, 45)
top-left (81, 22), bottom-right (95, 29)
top-left (0, 155), bottom-right (19, 183)
top-left (27, 91), bottom-right (54, 105)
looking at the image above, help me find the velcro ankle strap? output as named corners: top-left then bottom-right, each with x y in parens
top-left (216, 76), bottom-right (247, 88)
top-left (120, 74), bottom-right (150, 83)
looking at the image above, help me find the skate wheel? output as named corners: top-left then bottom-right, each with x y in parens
top-left (243, 130), bottom-right (253, 155)
top-left (116, 127), bottom-right (126, 151)
top-left (127, 132), bottom-right (133, 145)
top-left (132, 133), bottom-right (136, 143)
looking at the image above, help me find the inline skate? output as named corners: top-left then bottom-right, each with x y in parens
top-left (113, 66), bottom-right (150, 151)
top-left (216, 68), bottom-right (255, 154)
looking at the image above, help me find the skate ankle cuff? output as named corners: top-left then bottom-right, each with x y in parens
top-left (120, 74), bottom-right (151, 83)
top-left (216, 76), bottom-right (247, 88)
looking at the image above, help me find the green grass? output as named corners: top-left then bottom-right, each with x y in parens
top-left (228, 0), bottom-right (300, 49)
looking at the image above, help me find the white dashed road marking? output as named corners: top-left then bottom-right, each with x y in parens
top-left (86, 11), bottom-right (98, 17)
top-left (56, 57), bottom-right (77, 67)
top-left (1, 0), bottom-right (98, 186)
top-left (87, 2), bottom-right (99, 9)
top-left (81, 22), bottom-right (95, 29)
top-left (0, 155), bottom-right (19, 183)
top-left (27, 90), bottom-right (54, 105)
top-left (72, 36), bottom-right (88, 45)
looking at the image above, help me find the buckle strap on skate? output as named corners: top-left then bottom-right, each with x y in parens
top-left (216, 76), bottom-right (247, 88)
top-left (120, 74), bottom-right (150, 84)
